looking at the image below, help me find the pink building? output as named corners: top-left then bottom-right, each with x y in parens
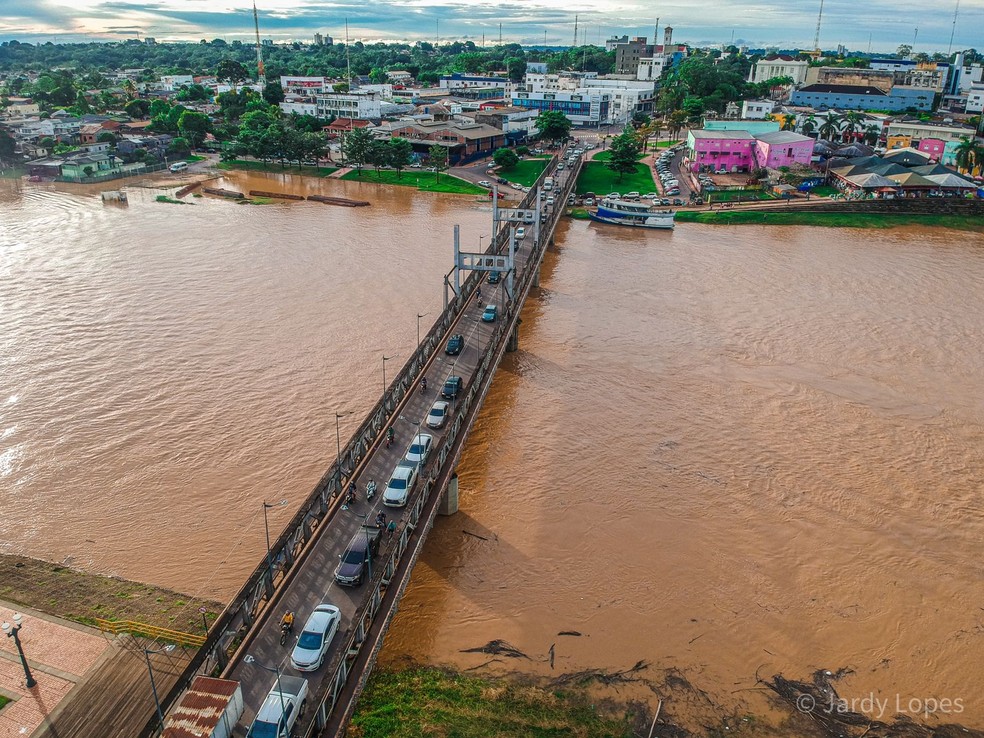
top-left (917, 137), bottom-right (946, 161)
top-left (686, 129), bottom-right (755, 173)
top-left (752, 131), bottom-right (814, 169)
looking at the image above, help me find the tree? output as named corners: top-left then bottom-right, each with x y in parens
top-left (896, 44), bottom-right (912, 59)
top-left (862, 124), bottom-right (881, 146)
top-left (801, 115), bottom-right (818, 137)
top-left (367, 139), bottom-right (390, 174)
top-left (818, 112), bottom-right (842, 141)
top-left (39, 136), bottom-right (56, 156)
top-left (667, 110), bottom-right (688, 139)
top-left (840, 111), bottom-right (865, 142)
top-left (0, 130), bottom-right (16, 166)
top-left (178, 110), bottom-right (212, 147)
top-left (428, 144), bottom-right (448, 181)
top-left (492, 147), bottom-right (520, 169)
top-left (262, 81), bottom-right (285, 105)
top-left (124, 99), bottom-right (150, 119)
top-left (215, 59), bottom-right (249, 88)
top-left (631, 111), bottom-right (651, 128)
top-left (534, 110), bottom-right (572, 143)
top-left (388, 137), bottom-right (414, 178)
top-left (606, 132), bottom-right (641, 182)
top-left (82, 165), bottom-right (94, 178)
top-left (96, 131), bottom-right (117, 145)
top-left (342, 126), bottom-right (374, 174)
top-left (506, 57), bottom-right (527, 83)
top-left (953, 136), bottom-right (984, 174)
top-left (781, 115), bottom-right (797, 131)
top-left (168, 136), bottom-right (191, 156)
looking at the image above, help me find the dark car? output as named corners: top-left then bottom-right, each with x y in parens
top-left (334, 527), bottom-right (381, 586)
top-left (672, 198), bottom-right (684, 205)
top-left (442, 375), bottom-right (464, 399)
top-left (487, 270), bottom-right (501, 284)
top-left (496, 177), bottom-right (508, 185)
top-left (445, 334), bottom-right (464, 355)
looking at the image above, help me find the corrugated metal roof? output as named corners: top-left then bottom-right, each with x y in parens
top-left (162, 677), bottom-right (240, 738)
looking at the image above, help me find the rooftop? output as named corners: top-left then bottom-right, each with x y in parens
top-left (797, 84), bottom-right (889, 96)
top-left (691, 129), bottom-right (756, 140)
top-left (755, 130), bottom-right (813, 144)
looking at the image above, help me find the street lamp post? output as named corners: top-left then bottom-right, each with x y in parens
top-left (143, 644), bottom-right (176, 735)
top-left (416, 312), bottom-right (429, 347)
top-left (261, 499), bottom-right (288, 595)
top-left (335, 410), bottom-right (352, 491)
top-left (2, 614), bottom-right (37, 688)
top-left (244, 655), bottom-right (288, 723)
top-left (382, 354), bottom-right (393, 392)
top-left (479, 234), bottom-right (486, 250)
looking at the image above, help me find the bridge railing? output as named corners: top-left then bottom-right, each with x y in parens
top-left (145, 150), bottom-right (573, 735)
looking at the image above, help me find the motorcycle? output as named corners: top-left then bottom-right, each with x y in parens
top-left (280, 619), bottom-right (293, 646)
top-left (386, 428), bottom-right (395, 448)
top-left (366, 479), bottom-right (377, 500)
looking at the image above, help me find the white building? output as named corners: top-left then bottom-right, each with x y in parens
top-left (279, 100), bottom-right (318, 117)
top-left (637, 56), bottom-right (670, 81)
top-left (315, 91), bottom-right (382, 120)
top-left (579, 77), bottom-right (655, 122)
top-left (965, 85), bottom-right (984, 114)
top-left (160, 75), bottom-right (194, 91)
top-left (741, 99), bottom-right (775, 120)
top-left (280, 76), bottom-right (334, 95)
top-left (748, 56), bottom-right (809, 85)
top-left (510, 90), bottom-right (611, 126)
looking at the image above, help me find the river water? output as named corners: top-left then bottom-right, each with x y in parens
top-left (2, 171), bottom-right (983, 726)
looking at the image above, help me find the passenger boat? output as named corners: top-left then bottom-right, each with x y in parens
top-left (588, 198), bottom-right (675, 229)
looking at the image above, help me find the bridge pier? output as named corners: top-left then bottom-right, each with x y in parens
top-left (506, 323), bottom-right (520, 353)
top-left (439, 474), bottom-right (459, 516)
top-left (532, 266), bottom-right (540, 288)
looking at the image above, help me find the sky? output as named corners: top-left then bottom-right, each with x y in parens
top-left (0, 0), bottom-right (980, 54)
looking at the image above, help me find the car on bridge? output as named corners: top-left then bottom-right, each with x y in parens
top-left (427, 400), bottom-right (450, 429)
top-left (441, 375), bottom-right (463, 399)
top-left (383, 464), bottom-right (418, 508)
top-left (405, 433), bottom-right (433, 465)
top-left (516, 227), bottom-right (526, 239)
top-left (247, 675), bottom-right (308, 738)
top-left (445, 334), bottom-right (464, 355)
top-left (482, 304), bottom-right (498, 322)
top-left (334, 527), bottom-right (382, 584)
top-left (487, 270), bottom-right (501, 284)
top-left (290, 604), bottom-right (341, 672)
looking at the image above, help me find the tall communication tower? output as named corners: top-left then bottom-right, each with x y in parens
top-left (947, 0), bottom-right (961, 55)
top-left (813, 0), bottom-right (824, 51)
top-left (573, 15), bottom-right (578, 48)
top-left (252, 0), bottom-right (265, 85)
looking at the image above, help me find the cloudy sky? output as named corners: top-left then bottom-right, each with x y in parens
top-left (0, 0), bottom-right (979, 53)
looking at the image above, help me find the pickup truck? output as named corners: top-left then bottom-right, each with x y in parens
top-left (246, 675), bottom-right (308, 738)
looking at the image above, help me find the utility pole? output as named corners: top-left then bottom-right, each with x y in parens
top-left (912, 27), bottom-right (918, 55)
top-left (813, 0), bottom-right (824, 51)
top-left (436, 19), bottom-right (440, 48)
top-left (345, 19), bottom-right (352, 89)
top-left (573, 14), bottom-right (578, 48)
top-left (654, 17), bottom-right (659, 47)
top-left (499, 23), bottom-right (502, 45)
top-left (252, 0), bottom-right (265, 86)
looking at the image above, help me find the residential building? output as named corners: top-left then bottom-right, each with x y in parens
top-left (315, 91), bottom-right (382, 120)
top-left (741, 100), bottom-right (775, 119)
top-left (966, 84), bottom-right (984, 114)
top-left (615, 37), bottom-right (653, 74)
top-left (324, 118), bottom-right (371, 137)
top-left (58, 152), bottom-right (123, 180)
top-left (885, 118), bottom-right (976, 143)
top-left (160, 75), bottom-right (194, 91)
top-left (439, 73), bottom-right (508, 91)
top-left (748, 56), bottom-right (810, 85)
top-left (790, 84), bottom-right (933, 112)
top-left (686, 129), bottom-right (756, 172)
top-left (526, 62), bottom-right (548, 74)
top-left (917, 138), bottom-right (946, 160)
top-left (753, 130), bottom-right (814, 169)
top-left (605, 35), bottom-right (629, 52)
top-left (373, 120), bottom-right (506, 164)
top-left (387, 70), bottom-right (414, 83)
top-left (4, 97), bottom-right (40, 116)
top-left (510, 90), bottom-right (611, 126)
top-left (280, 76), bottom-right (334, 95)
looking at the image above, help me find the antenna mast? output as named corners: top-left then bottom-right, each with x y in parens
top-left (345, 19), bottom-right (352, 89)
top-left (252, 0), bottom-right (265, 85)
top-left (813, 0), bottom-right (824, 51)
top-left (947, 0), bottom-right (960, 55)
top-left (573, 14), bottom-right (578, 48)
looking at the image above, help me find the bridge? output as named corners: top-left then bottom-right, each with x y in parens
top-left (150, 147), bottom-right (584, 737)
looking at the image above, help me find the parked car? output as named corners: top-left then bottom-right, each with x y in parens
top-left (482, 304), bottom-right (498, 322)
top-left (497, 177), bottom-right (508, 184)
top-left (404, 433), bottom-right (433, 465)
top-left (442, 375), bottom-right (464, 399)
top-left (445, 333), bottom-right (464, 355)
top-left (290, 604), bottom-right (341, 672)
top-left (672, 198), bottom-right (684, 205)
top-left (643, 192), bottom-right (658, 199)
top-left (584, 198), bottom-right (595, 206)
top-left (606, 192), bottom-right (620, 198)
top-left (427, 400), bottom-right (450, 429)
top-left (334, 528), bottom-right (381, 584)
top-left (487, 270), bottom-right (501, 284)
top-left (660, 198), bottom-right (671, 206)
top-left (478, 180), bottom-right (492, 187)
top-left (383, 464), bottom-right (418, 508)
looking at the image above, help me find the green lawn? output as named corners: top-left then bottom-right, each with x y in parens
top-left (707, 190), bottom-right (775, 203)
top-left (591, 150), bottom-right (645, 162)
top-left (185, 155), bottom-right (207, 162)
top-left (498, 156), bottom-right (550, 187)
top-left (0, 695), bottom-right (9, 710)
top-left (653, 139), bottom-right (682, 148)
top-left (675, 210), bottom-right (984, 230)
top-left (576, 161), bottom-right (656, 195)
top-left (217, 159), bottom-right (338, 177)
top-left (352, 667), bottom-right (635, 738)
top-left (341, 168), bottom-right (486, 194)
top-left (809, 185), bottom-right (839, 198)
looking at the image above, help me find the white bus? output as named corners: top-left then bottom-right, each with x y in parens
top-left (169, 161), bottom-right (189, 173)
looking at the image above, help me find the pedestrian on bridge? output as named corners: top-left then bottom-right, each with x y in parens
top-left (387, 520), bottom-right (397, 539)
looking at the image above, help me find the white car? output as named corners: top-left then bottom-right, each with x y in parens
top-left (546, 196), bottom-right (555, 205)
top-left (290, 604), bottom-right (341, 672)
top-left (478, 180), bottom-right (492, 187)
top-left (427, 400), bottom-right (450, 429)
top-left (383, 464), bottom-right (418, 507)
top-left (405, 433), bottom-right (433, 465)
top-left (516, 227), bottom-right (526, 238)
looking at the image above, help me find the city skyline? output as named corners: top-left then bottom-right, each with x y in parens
top-left (0, 0), bottom-right (979, 54)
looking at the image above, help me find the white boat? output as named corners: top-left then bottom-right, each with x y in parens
top-left (588, 198), bottom-right (675, 229)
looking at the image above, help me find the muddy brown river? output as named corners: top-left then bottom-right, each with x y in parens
top-left (2, 170), bottom-right (982, 727)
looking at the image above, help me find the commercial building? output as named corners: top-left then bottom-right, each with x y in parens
top-left (614, 37), bottom-right (653, 74)
top-left (686, 126), bottom-right (812, 172)
top-left (579, 77), bottom-right (655, 121)
top-left (373, 120), bottom-right (506, 165)
top-left (510, 90), bottom-right (611, 126)
top-left (748, 56), bottom-right (810, 85)
top-left (753, 130), bottom-right (814, 169)
top-left (280, 76), bottom-right (334, 95)
top-left (790, 84), bottom-right (933, 112)
top-left (315, 91), bottom-right (382, 120)
top-left (885, 118), bottom-right (976, 143)
top-left (440, 73), bottom-right (508, 91)
top-left (474, 106), bottom-right (538, 138)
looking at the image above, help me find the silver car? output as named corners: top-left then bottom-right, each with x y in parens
top-left (290, 604), bottom-right (340, 671)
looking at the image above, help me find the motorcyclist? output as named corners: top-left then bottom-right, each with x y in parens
top-left (387, 427), bottom-right (395, 442)
top-left (281, 610), bottom-right (294, 633)
top-left (421, 376), bottom-right (428, 390)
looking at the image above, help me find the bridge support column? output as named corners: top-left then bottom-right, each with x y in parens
top-left (506, 324), bottom-right (519, 353)
top-left (439, 473), bottom-right (459, 516)
top-left (532, 266), bottom-right (540, 288)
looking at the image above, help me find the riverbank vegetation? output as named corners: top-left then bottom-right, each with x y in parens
top-left (217, 159), bottom-right (338, 177)
top-left (0, 554), bottom-right (221, 634)
top-left (340, 169), bottom-right (486, 195)
top-left (155, 194), bottom-right (192, 204)
top-left (350, 667), bottom-right (637, 738)
top-left (675, 210), bottom-right (984, 230)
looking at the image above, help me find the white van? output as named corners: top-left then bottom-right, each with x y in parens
top-left (169, 161), bottom-right (189, 173)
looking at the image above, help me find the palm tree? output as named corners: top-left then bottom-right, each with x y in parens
top-left (800, 115), bottom-right (818, 137)
top-left (667, 110), bottom-right (688, 139)
top-left (840, 111), bottom-right (865, 142)
top-left (953, 136), bottom-right (984, 175)
top-left (781, 114), bottom-right (797, 131)
top-left (817, 112), bottom-right (842, 142)
top-left (862, 124), bottom-right (881, 147)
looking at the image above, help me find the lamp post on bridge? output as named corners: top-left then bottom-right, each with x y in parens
top-left (416, 312), bottom-right (429, 348)
top-left (2, 613), bottom-right (37, 688)
top-left (382, 354), bottom-right (394, 392)
top-left (335, 410), bottom-right (352, 491)
top-left (143, 643), bottom-right (176, 735)
top-left (244, 655), bottom-right (288, 725)
top-left (261, 499), bottom-right (288, 595)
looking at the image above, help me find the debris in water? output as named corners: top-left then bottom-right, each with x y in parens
top-left (460, 639), bottom-right (530, 659)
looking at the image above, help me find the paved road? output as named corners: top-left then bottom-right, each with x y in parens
top-left (228, 145), bottom-right (580, 737)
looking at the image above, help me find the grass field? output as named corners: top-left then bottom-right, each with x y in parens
top-left (576, 161), bottom-right (656, 195)
top-left (351, 667), bottom-right (636, 738)
top-left (707, 190), bottom-right (775, 203)
top-left (341, 169), bottom-right (486, 194)
top-left (218, 159), bottom-right (338, 177)
top-left (653, 139), bottom-right (682, 148)
top-left (184, 155), bottom-right (207, 162)
top-left (590, 150), bottom-right (645, 162)
top-left (499, 156), bottom-right (550, 187)
top-left (809, 185), bottom-right (840, 197)
top-left (674, 210), bottom-right (984, 230)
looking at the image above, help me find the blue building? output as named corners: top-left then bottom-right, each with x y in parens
top-left (790, 84), bottom-right (933, 113)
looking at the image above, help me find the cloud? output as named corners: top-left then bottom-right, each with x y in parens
top-left (1, 0), bottom-right (982, 49)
